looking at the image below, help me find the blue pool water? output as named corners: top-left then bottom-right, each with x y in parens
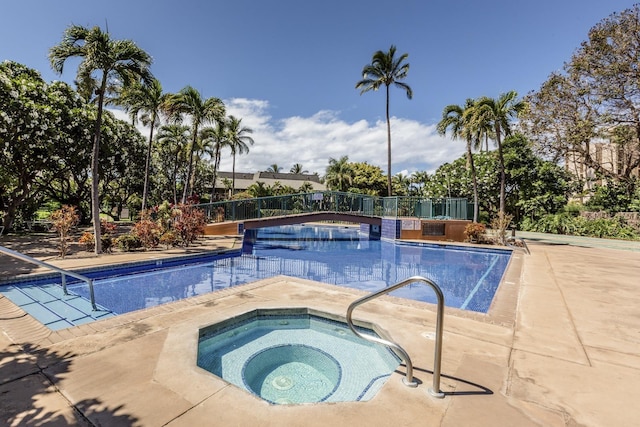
top-left (197, 309), bottom-right (401, 404)
top-left (0, 224), bottom-right (511, 330)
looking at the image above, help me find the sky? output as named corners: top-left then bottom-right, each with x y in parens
top-left (1, 0), bottom-right (637, 177)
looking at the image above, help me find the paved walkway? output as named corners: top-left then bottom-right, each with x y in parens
top-left (1, 232), bottom-right (639, 426)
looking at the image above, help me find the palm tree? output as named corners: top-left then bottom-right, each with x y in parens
top-left (392, 173), bottom-right (411, 196)
top-left (266, 164), bottom-right (282, 173)
top-left (474, 91), bottom-right (525, 216)
top-left (117, 78), bottom-right (169, 211)
top-left (325, 156), bottom-right (353, 192)
top-left (49, 25), bottom-right (152, 254)
top-left (226, 116), bottom-right (254, 195)
top-left (166, 86), bottom-right (225, 203)
top-left (356, 45), bottom-right (412, 196)
top-left (410, 171), bottom-right (430, 197)
top-left (200, 121), bottom-right (231, 201)
top-left (290, 163), bottom-right (308, 174)
top-left (156, 124), bottom-right (190, 204)
top-left (437, 99), bottom-right (480, 222)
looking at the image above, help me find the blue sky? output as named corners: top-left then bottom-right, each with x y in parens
top-left (1, 0), bottom-right (636, 176)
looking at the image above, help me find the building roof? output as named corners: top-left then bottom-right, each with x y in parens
top-left (214, 172), bottom-right (325, 191)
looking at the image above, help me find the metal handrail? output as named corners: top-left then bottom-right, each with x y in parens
top-left (0, 245), bottom-right (97, 310)
top-left (346, 276), bottom-right (445, 398)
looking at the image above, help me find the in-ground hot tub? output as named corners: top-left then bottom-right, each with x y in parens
top-left (197, 308), bottom-right (401, 405)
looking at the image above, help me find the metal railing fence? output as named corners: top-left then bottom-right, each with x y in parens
top-left (195, 191), bottom-right (470, 223)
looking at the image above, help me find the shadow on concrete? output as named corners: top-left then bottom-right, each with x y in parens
top-left (400, 365), bottom-right (494, 396)
top-left (0, 343), bottom-right (139, 426)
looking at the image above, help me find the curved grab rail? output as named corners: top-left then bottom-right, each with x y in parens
top-left (346, 276), bottom-right (445, 398)
top-left (0, 245), bottom-right (98, 310)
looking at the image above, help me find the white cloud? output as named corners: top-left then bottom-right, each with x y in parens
top-left (109, 98), bottom-right (466, 177)
top-left (223, 98), bottom-right (465, 175)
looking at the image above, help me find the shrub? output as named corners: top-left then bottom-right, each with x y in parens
top-left (171, 203), bottom-right (206, 246)
top-left (490, 213), bottom-right (513, 245)
top-left (132, 211), bottom-right (161, 249)
top-left (50, 205), bottom-right (79, 258)
top-left (159, 230), bottom-right (179, 249)
top-left (464, 222), bottom-right (486, 243)
top-left (78, 231), bottom-right (94, 251)
top-left (115, 233), bottom-right (142, 252)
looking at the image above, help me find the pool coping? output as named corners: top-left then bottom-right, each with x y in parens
top-left (2, 238), bottom-right (640, 426)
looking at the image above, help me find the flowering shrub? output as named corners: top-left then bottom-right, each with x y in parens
top-left (464, 222), bottom-right (486, 243)
top-left (132, 210), bottom-right (161, 249)
top-left (171, 203), bottom-right (206, 246)
top-left (50, 205), bottom-right (79, 258)
top-left (159, 230), bottom-right (179, 249)
top-left (78, 231), bottom-right (94, 251)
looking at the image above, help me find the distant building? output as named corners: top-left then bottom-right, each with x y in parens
top-left (211, 171), bottom-right (326, 199)
top-left (566, 138), bottom-right (640, 200)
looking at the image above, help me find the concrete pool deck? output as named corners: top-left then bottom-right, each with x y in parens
top-left (1, 233), bottom-right (639, 426)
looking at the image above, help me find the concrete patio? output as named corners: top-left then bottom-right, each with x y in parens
top-left (1, 232), bottom-right (639, 426)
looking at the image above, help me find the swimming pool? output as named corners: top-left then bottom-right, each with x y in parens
top-left (0, 224), bottom-right (511, 330)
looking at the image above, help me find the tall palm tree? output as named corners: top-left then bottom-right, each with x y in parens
top-left (227, 116), bottom-right (254, 195)
top-left (49, 25), bottom-right (152, 254)
top-left (266, 164), bottom-right (282, 173)
top-left (290, 163), bottom-right (308, 174)
top-left (166, 86), bottom-right (225, 203)
top-left (117, 78), bottom-right (169, 211)
top-left (474, 91), bottom-right (525, 216)
top-left (156, 124), bottom-right (190, 204)
top-left (437, 99), bottom-right (480, 222)
top-left (200, 121), bottom-right (231, 201)
top-left (356, 45), bottom-right (412, 196)
top-left (325, 156), bottom-right (353, 192)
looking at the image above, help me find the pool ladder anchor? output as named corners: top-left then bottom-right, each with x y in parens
top-left (346, 276), bottom-right (445, 398)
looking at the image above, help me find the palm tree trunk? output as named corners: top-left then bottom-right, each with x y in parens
top-left (467, 139), bottom-right (479, 223)
top-left (231, 150), bottom-right (237, 197)
top-left (182, 128), bottom-right (198, 203)
top-left (141, 113), bottom-right (156, 211)
top-left (496, 126), bottom-right (506, 216)
top-left (210, 146), bottom-right (220, 202)
top-left (91, 77), bottom-right (108, 255)
top-left (385, 84), bottom-right (392, 196)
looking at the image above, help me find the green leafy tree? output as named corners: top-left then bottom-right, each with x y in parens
top-left (521, 5), bottom-right (640, 202)
top-left (266, 164), bottom-right (282, 173)
top-left (348, 162), bottom-right (387, 196)
top-left (99, 115), bottom-right (146, 219)
top-left (166, 86), bottom-right (225, 203)
top-left (49, 24), bottom-right (153, 254)
top-left (356, 45), bottom-right (412, 196)
top-left (0, 62), bottom-right (67, 230)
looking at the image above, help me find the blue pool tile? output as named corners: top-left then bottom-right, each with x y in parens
top-left (20, 285), bottom-right (60, 303)
top-left (47, 319), bottom-right (75, 330)
top-left (20, 301), bottom-right (63, 325)
top-left (0, 287), bottom-right (36, 305)
top-left (44, 300), bottom-right (87, 322)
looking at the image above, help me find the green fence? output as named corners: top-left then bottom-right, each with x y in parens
top-left (195, 192), bottom-right (471, 223)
